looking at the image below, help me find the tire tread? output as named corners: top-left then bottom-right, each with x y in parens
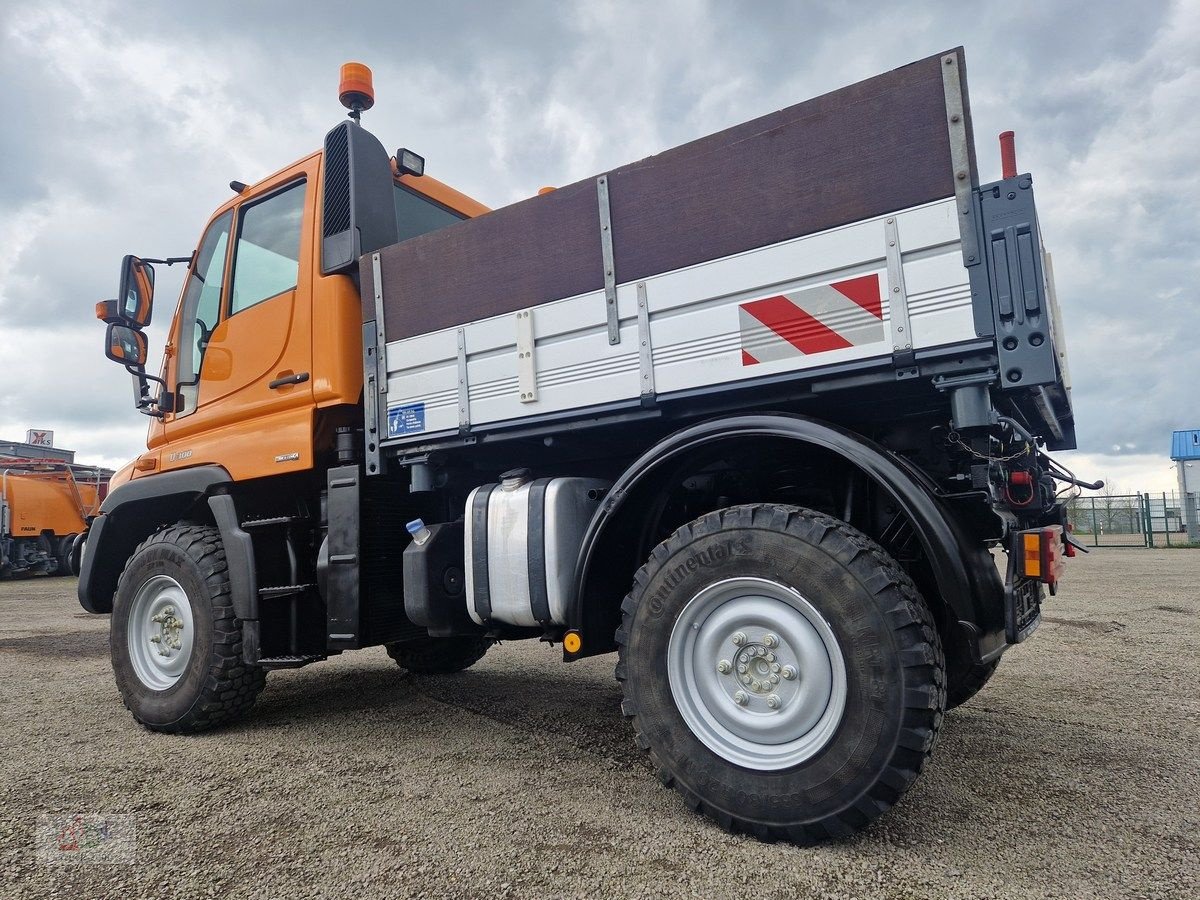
top-left (113, 524), bottom-right (266, 734)
top-left (614, 503), bottom-right (945, 844)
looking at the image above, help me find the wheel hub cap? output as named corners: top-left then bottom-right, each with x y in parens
top-left (127, 575), bottom-right (194, 691)
top-left (667, 576), bottom-right (848, 770)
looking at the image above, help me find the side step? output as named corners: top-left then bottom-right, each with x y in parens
top-left (241, 516), bottom-right (308, 530)
top-left (258, 583), bottom-right (315, 600)
top-left (257, 654), bottom-right (325, 670)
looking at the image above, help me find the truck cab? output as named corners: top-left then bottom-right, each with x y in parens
top-left (121, 152), bottom-right (487, 484)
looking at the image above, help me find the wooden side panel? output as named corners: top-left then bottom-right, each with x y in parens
top-left (608, 52), bottom-right (954, 284)
top-left (364, 177), bottom-right (602, 339)
top-left (365, 49), bottom-right (969, 342)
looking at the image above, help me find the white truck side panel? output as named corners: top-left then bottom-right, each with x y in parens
top-left (382, 197), bottom-right (974, 441)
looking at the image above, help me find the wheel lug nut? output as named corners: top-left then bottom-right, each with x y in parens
top-left (770, 675), bottom-right (779, 684)
top-left (717, 660), bottom-right (731, 674)
top-left (767, 694), bottom-right (781, 709)
top-left (751, 680), bottom-right (761, 691)
top-left (782, 665), bottom-right (797, 680)
top-left (766, 652), bottom-right (776, 663)
top-left (731, 632), bottom-right (746, 646)
top-left (741, 675), bottom-right (751, 684)
top-left (733, 691), bottom-right (748, 706)
top-left (737, 663), bottom-right (747, 674)
top-left (764, 634), bottom-right (779, 648)
top-left (771, 663), bottom-right (780, 673)
top-left (150, 635), bottom-right (160, 643)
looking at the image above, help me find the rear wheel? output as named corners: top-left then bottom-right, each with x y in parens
top-left (616, 504), bottom-right (945, 843)
top-left (946, 660), bottom-right (999, 709)
top-left (385, 635), bottom-right (493, 674)
top-left (54, 534), bottom-right (77, 576)
top-left (110, 525), bottom-right (266, 733)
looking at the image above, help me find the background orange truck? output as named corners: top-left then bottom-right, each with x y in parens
top-left (1, 442), bottom-right (111, 577)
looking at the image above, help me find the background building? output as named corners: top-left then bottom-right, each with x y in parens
top-left (1170, 429), bottom-right (1200, 542)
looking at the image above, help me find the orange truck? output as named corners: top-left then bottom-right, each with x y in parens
top-left (0, 460), bottom-right (108, 577)
top-left (79, 53), bottom-right (1094, 842)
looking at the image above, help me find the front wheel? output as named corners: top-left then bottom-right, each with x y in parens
top-left (110, 525), bottom-right (266, 733)
top-left (616, 504), bottom-right (945, 843)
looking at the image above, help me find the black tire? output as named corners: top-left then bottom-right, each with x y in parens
top-left (110, 525), bottom-right (266, 733)
top-left (616, 504), bottom-right (945, 843)
top-left (55, 534), bottom-right (77, 577)
top-left (68, 533), bottom-right (85, 577)
top-left (385, 635), bottom-right (493, 674)
top-left (946, 660), bottom-right (999, 710)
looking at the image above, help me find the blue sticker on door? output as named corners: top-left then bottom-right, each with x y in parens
top-left (388, 403), bottom-right (426, 437)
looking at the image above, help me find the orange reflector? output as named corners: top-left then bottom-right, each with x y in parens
top-left (1022, 532), bottom-right (1041, 578)
top-left (563, 632), bottom-right (582, 654)
top-left (537, 186), bottom-right (557, 195)
top-left (339, 62), bottom-right (374, 111)
top-left (135, 457), bottom-right (157, 472)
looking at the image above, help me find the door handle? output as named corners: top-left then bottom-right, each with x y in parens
top-left (268, 371), bottom-right (310, 390)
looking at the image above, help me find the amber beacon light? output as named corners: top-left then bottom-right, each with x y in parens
top-left (339, 62), bottom-right (375, 120)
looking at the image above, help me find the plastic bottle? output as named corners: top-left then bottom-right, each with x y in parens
top-left (406, 518), bottom-right (432, 546)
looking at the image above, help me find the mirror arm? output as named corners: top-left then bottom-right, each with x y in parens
top-left (124, 365), bottom-right (172, 418)
top-left (141, 254), bottom-right (194, 267)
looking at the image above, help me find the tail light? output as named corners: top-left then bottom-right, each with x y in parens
top-left (1020, 525), bottom-right (1065, 587)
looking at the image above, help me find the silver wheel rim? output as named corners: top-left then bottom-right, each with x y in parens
top-left (667, 576), bottom-right (848, 770)
top-left (126, 575), bottom-right (194, 691)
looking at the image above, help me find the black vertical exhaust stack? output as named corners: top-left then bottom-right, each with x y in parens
top-left (321, 63), bottom-right (399, 275)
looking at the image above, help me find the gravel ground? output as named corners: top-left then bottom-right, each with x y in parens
top-left (2, 550), bottom-right (1198, 899)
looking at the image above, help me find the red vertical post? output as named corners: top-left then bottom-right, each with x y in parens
top-left (999, 131), bottom-right (1018, 179)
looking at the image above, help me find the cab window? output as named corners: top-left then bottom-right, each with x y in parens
top-left (394, 183), bottom-right (465, 243)
top-left (175, 210), bottom-right (233, 416)
top-left (230, 181), bottom-right (305, 315)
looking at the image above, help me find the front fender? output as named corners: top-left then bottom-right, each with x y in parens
top-left (77, 465), bottom-right (232, 614)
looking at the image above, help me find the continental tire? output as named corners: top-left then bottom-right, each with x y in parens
top-left (385, 636), bottom-right (493, 674)
top-left (616, 504), bottom-right (945, 843)
top-left (110, 525), bottom-right (266, 733)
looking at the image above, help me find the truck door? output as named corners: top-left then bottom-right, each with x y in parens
top-left (164, 167), bottom-right (315, 470)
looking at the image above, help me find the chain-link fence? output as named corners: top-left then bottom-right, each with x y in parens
top-left (1064, 491), bottom-right (1200, 548)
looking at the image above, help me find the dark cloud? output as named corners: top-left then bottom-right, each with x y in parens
top-left (1, 0), bottom-right (1196, 487)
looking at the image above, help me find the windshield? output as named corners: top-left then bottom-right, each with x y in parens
top-left (175, 210), bottom-right (233, 415)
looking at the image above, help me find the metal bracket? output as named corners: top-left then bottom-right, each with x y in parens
top-left (361, 323), bottom-right (383, 474)
top-left (941, 53), bottom-right (980, 268)
top-left (597, 175), bottom-right (620, 345)
top-left (370, 253), bottom-right (388, 394)
top-left (636, 282), bottom-right (655, 399)
top-left (884, 216), bottom-right (916, 376)
top-left (515, 309), bottom-right (537, 403)
top-left (456, 327), bottom-right (470, 432)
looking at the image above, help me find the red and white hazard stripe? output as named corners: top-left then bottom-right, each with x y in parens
top-left (739, 273), bottom-right (884, 366)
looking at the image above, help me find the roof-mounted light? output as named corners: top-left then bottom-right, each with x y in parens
top-left (396, 147), bottom-right (424, 177)
top-left (339, 62), bottom-right (374, 122)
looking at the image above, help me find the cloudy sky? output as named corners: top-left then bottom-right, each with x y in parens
top-left (1, 0), bottom-right (1196, 492)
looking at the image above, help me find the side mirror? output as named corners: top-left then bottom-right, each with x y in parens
top-left (117, 255), bottom-right (155, 327)
top-left (105, 324), bottom-right (148, 366)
